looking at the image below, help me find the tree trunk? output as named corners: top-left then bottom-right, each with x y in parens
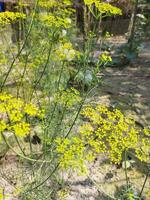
top-left (74, 0), bottom-right (85, 34)
top-left (128, 0), bottom-right (139, 50)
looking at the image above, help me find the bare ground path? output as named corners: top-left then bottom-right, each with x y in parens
top-left (96, 42), bottom-right (150, 127)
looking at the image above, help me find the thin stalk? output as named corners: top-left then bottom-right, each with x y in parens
top-left (1, 133), bottom-right (52, 163)
top-left (139, 169), bottom-right (150, 197)
top-left (29, 40), bottom-right (54, 101)
top-left (25, 86), bottom-right (97, 191)
top-left (17, 51), bottom-right (30, 98)
top-left (124, 149), bottom-right (129, 187)
top-left (57, 61), bottom-right (65, 90)
top-left (49, 103), bottom-right (67, 148)
top-left (65, 86), bottom-right (95, 139)
top-left (65, 102), bottom-right (83, 139)
top-left (26, 163), bottom-right (60, 192)
top-left (43, 61), bottom-right (65, 137)
top-left (0, 0), bottom-right (39, 91)
top-left (13, 133), bottom-right (26, 156)
top-left (29, 132), bottom-right (33, 155)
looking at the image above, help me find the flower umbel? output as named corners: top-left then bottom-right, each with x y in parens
top-left (0, 93), bottom-right (44, 139)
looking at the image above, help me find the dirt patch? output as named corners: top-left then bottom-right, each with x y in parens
top-left (95, 42), bottom-right (150, 127)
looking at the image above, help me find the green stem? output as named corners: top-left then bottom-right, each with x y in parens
top-left (17, 51), bottom-right (30, 98)
top-left (49, 103), bottom-right (67, 149)
top-left (65, 86), bottom-right (95, 139)
top-left (24, 86), bottom-right (97, 191)
top-left (1, 133), bottom-right (52, 163)
top-left (139, 169), bottom-right (150, 197)
top-left (26, 162), bottom-right (60, 192)
top-left (57, 61), bottom-right (65, 91)
top-left (30, 39), bottom-right (54, 100)
top-left (124, 149), bottom-right (129, 187)
top-left (0, 0), bottom-right (39, 91)
top-left (13, 133), bottom-right (26, 156)
top-left (43, 61), bottom-right (65, 137)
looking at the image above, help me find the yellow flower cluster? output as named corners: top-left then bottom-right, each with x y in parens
top-left (39, 0), bottom-right (60, 8)
top-left (135, 127), bottom-right (150, 162)
top-left (41, 14), bottom-right (72, 29)
top-left (55, 42), bottom-right (79, 61)
top-left (0, 11), bottom-right (26, 27)
top-left (143, 128), bottom-right (150, 136)
top-left (0, 93), bottom-right (44, 141)
top-left (99, 51), bottom-right (112, 63)
top-left (24, 103), bottom-right (38, 116)
top-left (55, 105), bottom-right (149, 174)
top-left (63, 0), bottom-right (72, 6)
top-left (39, 0), bottom-right (74, 28)
top-left (12, 122), bottom-right (30, 137)
top-left (57, 188), bottom-right (69, 200)
top-left (96, 2), bottom-right (122, 15)
top-left (39, 0), bottom-right (72, 9)
top-left (54, 88), bottom-right (81, 108)
top-left (84, 0), bottom-right (122, 16)
top-left (80, 105), bottom-right (150, 163)
top-left (136, 138), bottom-right (150, 163)
top-left (55, 137), bottom-right (88, 174)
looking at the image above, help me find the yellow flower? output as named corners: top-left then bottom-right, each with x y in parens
top-left (0, 93), bottom-right (44, 140)
top-left (84, 0), bottom-right (122, 18)
top-left (39, 0), bottom-right (72, 8)
top-left (55, 136), bottom-right (88, 174)
top-left (95, 2), bottom-right (122, 15)
top-left (84, 0), bottom-right (98, 6)
top-left (0, 93), bottom-right (12, 101)
top-left (143, 127), bottom-right (150, 136)
top-left (80, 105), bottom-right (150, 164)
top-left (55, 105), bottom-right (149, 174)
top-left (55, 42), bottom-right (78, 61)
top-left (99, 51), bottom-right (112, 63)
top-left (0, 103), bottom-right (6, 113)
top-left (41, 14), bottom-right (72, 29)
top-left (12, 122), bottom-right (30, 137)
top-left (39, 0), bottom-right (60, 8)
top-left (24, 103), bottom-right (38, 116)
top-left (9, 109), bottom-right (23, 122)
top-left (0, 11), bottom-right (26, 27)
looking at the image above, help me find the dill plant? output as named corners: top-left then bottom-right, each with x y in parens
top-left (55, 105), bottom-right (150, 173)
top-left (0, 1), bottom-right (86, 198)
top-left (0, 0), bottom-right (149, 199)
